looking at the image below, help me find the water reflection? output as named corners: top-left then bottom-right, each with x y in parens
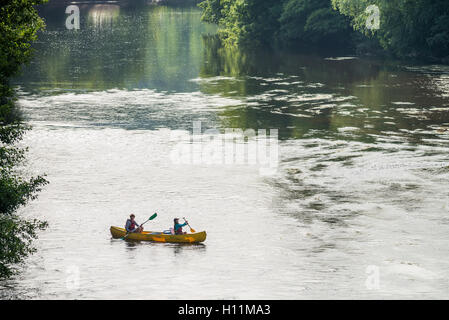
top-left (19, 4), bottom-right (217, 92)
top-left (110, 238), bottom-right (206, 255)
top-left (124, 240), bottom-right (140, 250)
top-left (198, 35), bottom-right (449, 141)
top-left (169, 243), bottom-right (207, 256)
top-left (87, 4), bottom-right (120, 29)
top-left (123, 240), bottom-right (206, 256)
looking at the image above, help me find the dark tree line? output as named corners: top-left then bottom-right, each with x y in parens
top-left (199, 0), bottom-right (449, 62)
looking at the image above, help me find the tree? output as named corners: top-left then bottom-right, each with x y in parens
top-left (278, 0), bottom-right (354, 48)
top-left (200, 0), bottom-right (449, 61)
top-left (199, 0), bottom-right (224, 24)
top-left (199, 0), bottom-right (353, 50)
top-left (332, 0), bottom-right (449, 60)
top-left (0, 0), bottom-right (48, 278)
top-left (199, 0), bottom-right (283, 46)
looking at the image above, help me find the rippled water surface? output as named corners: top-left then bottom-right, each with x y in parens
top-left (1, 2), bottom-right (449, 299)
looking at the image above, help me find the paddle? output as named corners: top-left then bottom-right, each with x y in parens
top-left (182, 217), bottom-right (196, 233)
top-left (121, 213), bottom-right (158, 240)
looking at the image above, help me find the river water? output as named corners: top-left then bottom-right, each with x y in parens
top-left (1, 2), bottom-right (449, 299)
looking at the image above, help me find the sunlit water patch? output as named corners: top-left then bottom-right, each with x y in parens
top-left (18, 89), bottom-right (241, 130)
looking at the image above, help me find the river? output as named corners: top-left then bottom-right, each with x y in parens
top-left (1, 1), bottom-right (449, 299)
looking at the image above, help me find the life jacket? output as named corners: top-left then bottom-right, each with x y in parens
top-left (126, 219), bottom-right (136, 231)
top-left (174, 224), bottom-right (183, 235)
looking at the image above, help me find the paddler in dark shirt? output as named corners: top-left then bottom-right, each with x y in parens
top-left (125, 214), bottom-right (144, 233)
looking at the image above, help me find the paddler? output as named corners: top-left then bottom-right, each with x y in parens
top-left (125, 214), bottom-right (144, 233)
top-left (174, 218), bottom-right (188, 235)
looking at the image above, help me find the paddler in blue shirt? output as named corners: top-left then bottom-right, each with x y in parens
top-left (174, 218), bottom-right (188, 235)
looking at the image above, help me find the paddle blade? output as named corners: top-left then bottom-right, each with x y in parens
top-left (183, 217), bottom-right (195, 233)
top-left (120, 233), bottom-right (129, 240)
top-left (149, 213), bottom-right (157, 220)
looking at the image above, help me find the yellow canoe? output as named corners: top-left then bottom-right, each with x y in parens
top-left (110, 226), bottom-right (207, 243)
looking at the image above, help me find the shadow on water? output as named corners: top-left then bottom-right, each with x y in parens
top-left (110, 238), bottom-right (206, 255)
top-left (167, 243), bottom-right (207, 256)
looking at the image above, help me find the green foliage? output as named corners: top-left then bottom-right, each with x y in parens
top-left (0, 0), bottom-right (48, 278)
top-left (199, 0), bottom-right (353, 49)
top-left (200, 0), bottom-right (449, 61)
top-left (279, 0), bottom-right (353, 47)
top-left (199, 0), bottom-right (224, 24)
top-left (0, 215), bottom-right (48, 278)
top-left (332, 0), bottom-right (449, 60)
top-left (200, 0), bottom-right (283, 46)
top-left (0, 0), bottom-right (47, 82)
